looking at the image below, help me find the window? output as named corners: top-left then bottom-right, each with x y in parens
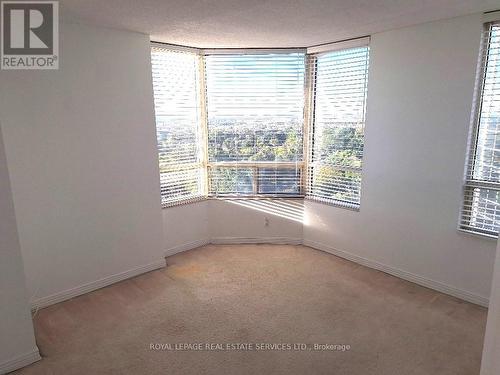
top-left (151, 46), bottom-right (205, 207)
top-left (307, 46), bottom-right (370, 208)
top-left (204, 52), bottom-right (305, 196)
top-left (150, 42), bottom-right (370, 208)
top-left (461, 22), bottom-right (500, 237)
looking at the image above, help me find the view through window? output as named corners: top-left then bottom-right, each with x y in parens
top-left (205, 53), bottom-right (305, 196)
top-left (307, 46), bottom-right (370, 208)
top-left (150, 44), bottom-right (370, 208)
top-left (461, 22), bottom-right (500, 237)
top-left (151, 46), bottom-right (205, 207)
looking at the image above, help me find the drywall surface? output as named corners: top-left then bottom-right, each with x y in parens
top-left (208, 199), bottom-right (303, 243)
top-left (0, 125), bottom-right (39, 372)
top-left (304, 13), bottom-right (496, 302)
top-left (481, 238), bottom-right (500, 374)
top-left (163, 201), bottom-right (209, 254)
top-left (0, 22), bottom-right (164, 303)
top-left (61, 0), bottom-right (499, 48)
top-left (1, 12), bottom-right (496, 315)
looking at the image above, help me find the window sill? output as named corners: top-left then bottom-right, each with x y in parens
top-left (162, 196), bottom-right (207, 209)
top-left (208, 195), bottom-right (304, 200)
top-left (162, 195), bottom-right (362, 211)
top-left (305, 197), bottom-right (360, 211)
top-left (457, 227), bottom-right (498, 240)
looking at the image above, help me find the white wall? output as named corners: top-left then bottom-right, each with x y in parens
top-left (162, 14), bottom-right (497, 304)
top-left (162, 199), bottom-right (303, 248)
top-left (1, 12), bottom-right (495, 317)
top-left (163, 201), bottom-right (209, 255)
top-left (304, 13), bottom-right (496, 304)
top-left (0, 22), bottom-right (164, 306)
top-left (0, 125), bottom-right (39, 373)
top-left (208, 199), bottom-right (303, 243)
top-left (481, 239), bottom-right (500, 374)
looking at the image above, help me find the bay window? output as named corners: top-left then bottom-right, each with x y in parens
top-left (150, 42), bottom-right (370, 207)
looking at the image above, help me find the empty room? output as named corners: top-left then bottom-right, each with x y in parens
top-left (2, 0), bottom-right (500, 374)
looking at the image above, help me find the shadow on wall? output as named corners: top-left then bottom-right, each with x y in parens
top-left (225, 199), bottom-right (305, 223)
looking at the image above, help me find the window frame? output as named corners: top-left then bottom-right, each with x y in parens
top-left (150, 43), bottom-right (208, 208)
top-left (203, 49), bottom-right (308, 199)
top-left (207, 162), bottom-right (306, 198)
top-left (305, 43), bottom-right (370, 210)
top-left (150, 41), bottom-right (371, 208)
top-left (459, 20), bottom-right (500, 238)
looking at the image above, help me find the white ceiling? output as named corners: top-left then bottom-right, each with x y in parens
top-left (60, 0), bottom-right (498, 48)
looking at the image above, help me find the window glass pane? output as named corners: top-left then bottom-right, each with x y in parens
top-left (208, 127), bottom-right (303, 162)
top-left (205, 53), bottom-right (305, 196)
top-left (151, 47), bottom-right (204, 206)
top-left (208, 167), bottom-right (253, 195)
top-left (309, 166), bottom-right (362, 205)
top-left (159, 169), bottom-right (204, 203)
top-left (473, 25), bottom-right (500, 182)
top-left (462, 24), bottom-right (500, 236)
top-left (258, 168), bottom-right (301, 194)
top-left (308, 47), bottom-right (369, 207)
top-left (462, 186), bottom-right (500, 236)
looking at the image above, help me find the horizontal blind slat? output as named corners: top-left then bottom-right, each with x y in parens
top-left (205, 53), bottom-right (305, 196)
top-left (307, 46), bottom-right (370, 207)
top-left (151, 47), bottom-right (205, 207)
top-left (461, 23), bottom-right (500, 236)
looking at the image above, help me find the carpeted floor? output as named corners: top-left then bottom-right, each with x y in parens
top-left (16, 244), bottom-right (487, 375)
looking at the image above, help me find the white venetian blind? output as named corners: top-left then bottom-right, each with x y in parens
top-left (204, 52), bottom-right (305, 196)
top-left (151, 45), bottom-right (205, 207)
top-left (307, 46), bottom-right (370, 208)
top-left (461, 22), bottom-right (500, 237)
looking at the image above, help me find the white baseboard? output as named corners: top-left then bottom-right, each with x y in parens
top-left (0, 348), bottom-right (41, 374)
top-left (210, 237), bottom-right (303, 245)
top-left (31, 238), bottom-right (488, 311)
top-left (164, 237), bottom-right (301, 256)
top-left (303, 239), bottom-right (489, 307)
top-left (164, 238), bottom-right (210, 257)
top-left (31, 258), bottom-right (166, 310)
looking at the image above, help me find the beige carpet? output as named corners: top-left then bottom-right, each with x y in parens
top-left (16, 244), bottom-right (487, 375)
